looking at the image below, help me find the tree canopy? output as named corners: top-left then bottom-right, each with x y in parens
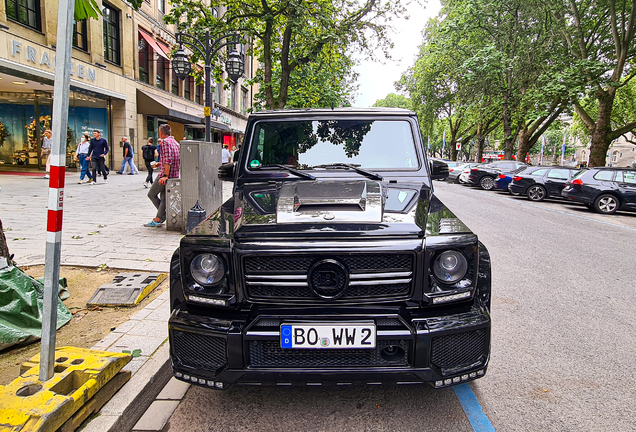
top-left (164, 0), bottom-right (409, 110)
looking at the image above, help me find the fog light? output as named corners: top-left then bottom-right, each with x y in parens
top-left (175, 372), bottom-right (183, 378)
top-left (452, 377), bottom-right (461, 383)
top-left (462, 374), bottom-right (469, 381)
top-left (183, 374), bottom-right (190, 380)
top-left (189, 295), bottom-right (227, 306)
top-left (198, 378), bottom-right (206, 385)
top-left (444, 379), bottom-right (452, 385)
top-left (477, 369), bottom-right (485, 376)
top-left (435, 380), bottom-right (443, 387)
top-left (432, 291), bottom-right (471, 304)
top-left (215, 382), bottom-right (224, 389)
top-left (207, 380), bottom-right (215, 386)
top-left (190, 376), bottom-right (198, 383)
top-left (469, 372), bottom-right (477, 378)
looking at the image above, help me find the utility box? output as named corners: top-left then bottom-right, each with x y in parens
top-left (166, 179), bottom-right (183, 232)
top-left (179, 140), bottom-right (223, 229)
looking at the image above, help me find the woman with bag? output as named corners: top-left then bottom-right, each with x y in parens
top-left (75, 133), bottom-right (92, 184)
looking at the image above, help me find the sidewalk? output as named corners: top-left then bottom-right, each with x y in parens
top-left (0, 172), bottom-right (232, 272)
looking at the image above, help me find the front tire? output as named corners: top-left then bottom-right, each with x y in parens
top-left (479, 176), bottom-right (495, 190)
top-left (594, 194), bottom-right (619, 214)
top-left (527, 185), bottom-right (547, 201)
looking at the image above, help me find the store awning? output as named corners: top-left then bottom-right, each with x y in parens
top-left (156, 41), bottom-right (172, 59)
top-left (139, 31), bottom-right (169, 60)
top-left (136, 89), bottom-right (229, 130)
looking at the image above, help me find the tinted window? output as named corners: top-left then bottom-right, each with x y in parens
top-left (530, 169), bottom-right (548, 176)
top-left (249, 120), bottom-right (419, 170)
top-left (547, 169), bottom-right (570, 179)
top-left (572, 170), bottom-right (587, 179)
top-left (593, 170), bottom-right (614, 181)
top-left (620, 171), bottom-right (636, 184)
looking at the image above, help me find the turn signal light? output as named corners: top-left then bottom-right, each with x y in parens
top-left (512, 176), bottom-right (522, 181)
top-left (571, 179), bottom-right (583, 185)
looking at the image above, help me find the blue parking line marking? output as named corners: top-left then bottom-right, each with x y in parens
top-left (453, 383), bottom-right (495, 432)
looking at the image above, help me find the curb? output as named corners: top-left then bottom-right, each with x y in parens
top-left (83, 342), bottom-right (171, 432)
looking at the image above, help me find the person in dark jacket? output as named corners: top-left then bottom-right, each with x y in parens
top-left (88, 130), bottom-right (109, 184)
top-left (141, 137), bottom-right (157, 188)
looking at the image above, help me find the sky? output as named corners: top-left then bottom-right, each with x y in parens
top-left (353, 0), bottom-right (442, 107)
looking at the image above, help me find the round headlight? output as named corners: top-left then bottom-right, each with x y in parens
top-left (190, 254), bottom-right (226, 286)
top-left (433, 250), bottom-right (468, 284)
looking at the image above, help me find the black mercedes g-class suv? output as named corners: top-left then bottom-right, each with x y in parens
top-left (168, 108), bottom-right (491, 390)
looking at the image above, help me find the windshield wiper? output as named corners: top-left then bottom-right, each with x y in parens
top-left (311, 163), bottom-right (383, 181)
top-left (256, 164), bottom-right (316, 180)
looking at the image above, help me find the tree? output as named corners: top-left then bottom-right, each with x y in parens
top-left (551, 0), bottom-right (636, 166)
top-left (165, 0), bottom-right (408, 109)
top-left (373, 93), bottom-right (411, 109)
top-left (0, 218), bottom-right (8, 260)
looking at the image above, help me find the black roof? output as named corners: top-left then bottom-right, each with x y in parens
top-left (591, 166), bottom-right (635, 170)
top-left (248, 107), bottom-right (416, 118)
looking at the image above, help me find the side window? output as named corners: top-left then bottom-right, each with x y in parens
top-left (530, 169), bottom-right (548, 176)
top-left (623, 171), bottom-right (636, 184)
top-left (593, 170), bottom-right (614, 181)
top-left (547, 169), bottom-right (570, 179)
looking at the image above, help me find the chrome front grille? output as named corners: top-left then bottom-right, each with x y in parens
top-left (243, 254), bottom-right (414, 301)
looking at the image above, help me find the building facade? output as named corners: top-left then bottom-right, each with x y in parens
top-left (0, 0), bottom-right (255, 171)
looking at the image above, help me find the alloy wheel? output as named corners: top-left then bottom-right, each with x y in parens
top-left (595, 195), bottom-right (618, 214)
top-left (480, 176), bottom-right (495, 190)
top-left (527, 185), bottom-right (546, 201)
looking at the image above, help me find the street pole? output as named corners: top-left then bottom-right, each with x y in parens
top-left (40, 0), bottom-right (75, 381)
top-left (204, 31), bottom-right (212, 143)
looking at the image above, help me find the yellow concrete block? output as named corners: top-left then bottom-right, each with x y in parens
top-left (0, 347), bottom-right (131, 432)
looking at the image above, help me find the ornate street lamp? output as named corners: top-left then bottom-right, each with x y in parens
top-left (171, 47), bottom-right (192, 80)
top-left (173, 31), bottom-right (244, 142)
top-left (225, 48), bottom-right (244, 83)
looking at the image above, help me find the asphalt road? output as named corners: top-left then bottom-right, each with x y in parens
top-left (164, 181), bottom-right (636, 432)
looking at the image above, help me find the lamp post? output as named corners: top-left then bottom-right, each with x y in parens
top-left (172, 31), bottom-right (244, 142)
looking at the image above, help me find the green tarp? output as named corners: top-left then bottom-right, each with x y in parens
top-left (0, 265), bottom-right (72, 351)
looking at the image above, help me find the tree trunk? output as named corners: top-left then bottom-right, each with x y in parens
top-left (475, 123), bottom-right (485, 163)
top-left (516, 128), bottom-right (531, 162)
top-left (0, 217), bottom-right (9, 260)
top-left (501, 97), bottom-right (515, 160)
top-left (588, 91), bottom-right (615, 167)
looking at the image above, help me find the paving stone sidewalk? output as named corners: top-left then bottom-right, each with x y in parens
top-left (0, 172), bottom-right (232, 272)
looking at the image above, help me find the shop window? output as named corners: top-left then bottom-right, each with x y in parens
top-left (73, 20), bottom-right (88, 51)
top-left (184, 78), bottom-right (192, 100)
top-left (158, 0), bottom-right (165, 14)
top-left (241, 88), bottom-right (248, 114)
top-left (6, 0), bottom-right (41, 31)
top-left (102, 4), bottom-right (121, 65)
top-left (138, 34), bottom-right (150, 83)
top-left (171, 71), bottom-right (179, 95)
top-left (156, 57), bottom-right (166, 89)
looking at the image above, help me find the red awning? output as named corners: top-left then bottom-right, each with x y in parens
top-left (139, 31), bottom-right (169, 60)
top-left (156, 41), bottom-right (172, 59)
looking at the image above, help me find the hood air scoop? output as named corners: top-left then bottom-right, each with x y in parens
top-left (276, 180), bottom-right (384, 223)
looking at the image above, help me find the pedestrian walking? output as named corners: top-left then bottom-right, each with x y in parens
top-left (75, 133), bottom-right (92, 184)
top-left (145, 124), bottom-right (180, 227)
top-left (88, 130), bottom-right (109, 184)
top-left (141, 137), bottom-right (157, 188)
top-left (116, 136), bottom-right (137, 175)
top-left (41, 129), bottom-right (52, 179)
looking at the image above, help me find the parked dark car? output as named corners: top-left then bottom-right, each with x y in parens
top-left (169, 108), bottom-right (492, 391)
top-left (562, 167), bottom-right (636, 214)
top-left (429, 158), bottom-right (450, 181)
top-left (493, 166), bottom-right (530, 195)
top-left (468, 161), bottom-right (528, 190)
top-left (508, 166), bottom-right (578, 201)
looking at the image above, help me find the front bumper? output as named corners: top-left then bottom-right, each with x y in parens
top-left (168, 305), bottom-right (490, 390)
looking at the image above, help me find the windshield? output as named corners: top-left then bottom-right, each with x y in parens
top-left (247, 119), bottom-right (419, 170)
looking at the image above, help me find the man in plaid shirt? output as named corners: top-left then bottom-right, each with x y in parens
top-left (145, 124), bottom-right (180, 227)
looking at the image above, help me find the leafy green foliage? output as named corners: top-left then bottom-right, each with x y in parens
top-left (373, 93), bottom-right (411, 109)
top-left (164, 0), bottom-right (409, 109)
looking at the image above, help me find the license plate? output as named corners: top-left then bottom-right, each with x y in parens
top-left (280, 324), bottom-right (376, 349)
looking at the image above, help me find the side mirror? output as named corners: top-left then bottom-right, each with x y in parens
top-left (218, 163), bottom-right (235, 181)
top-left (430, 159), bottom-right (449, 180)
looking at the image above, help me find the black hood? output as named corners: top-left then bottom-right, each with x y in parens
top-left (187, 180), bottom-right (472, 240)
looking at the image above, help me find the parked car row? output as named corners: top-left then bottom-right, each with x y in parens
top-left (439, 159), bottom-right (636, 215)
